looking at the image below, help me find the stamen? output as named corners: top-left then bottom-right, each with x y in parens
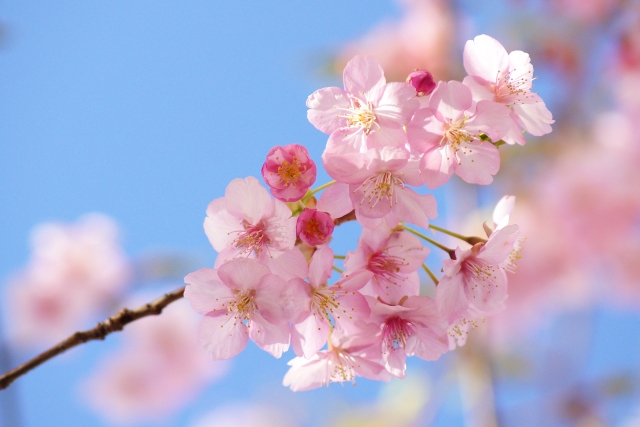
top-left (356, 172), bottom-right (405, 210)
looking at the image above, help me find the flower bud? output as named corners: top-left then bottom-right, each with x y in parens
top-left (406, 69), bottom-right (436, 96)
top-left (261, 144), bottom-right (317, 202)
top-left (296, 209), bottom-right (334, 246)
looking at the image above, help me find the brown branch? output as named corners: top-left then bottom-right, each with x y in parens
top-left (0, 210), bottom-right (359, 391)
top-left (0, 286), bottom-right (185, 390)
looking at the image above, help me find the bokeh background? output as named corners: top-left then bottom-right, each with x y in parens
top-left (2, 0), bottom-right (640, 426)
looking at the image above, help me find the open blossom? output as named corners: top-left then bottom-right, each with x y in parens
top-left (407, 80), bottom-right (512, 188)
top-left (82, 301), bottom-right (228, 424)
top-left (184, 258), bottom-right (306, 359)
top-left (204, 176), bottom-right (297, 264)
top-left (290, 245), bottom-right (373, 358)
top-left (323, 147), bottom-right (437, 229)
top-left (283, 326), bottom-right (390, 391)
top-left (261, 144), bottom-right (316, 202)
top-left (462, 34), bottom-right (554, 144)
top-left (436, 224), bottom-right (521, 323)
top-left (344, 227), bottom-right (429, 304)
top-left (296, 209), bottom-right (334, 246)
top-left (4, 214), bottom-right (131, 347)
top-left (307, 55), bottom-right (419, 154)
top-left (368, 296), bottom-right (449, 378)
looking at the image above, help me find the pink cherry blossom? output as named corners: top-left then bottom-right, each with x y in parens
top-left (283, 326), bottom-right (390, 391)
top-left (436, 224), bottom-right (521, 323)
top-left (204, 176), bottom-right (297, 264)
top-left (407, 69), bottom-right (436, 97)
top-left (184, 258), bottom-right (306, 359)
top-left (368, 296), bottom-right (449, 378)
top-left (82, 301), bottom-right (228, 425)
top-left (462, 34), bottom-right (554, 142)
top-left (290, 245), bottom-right (373, 358)
top-left (296, 209), bottom-right (334, 246)
top-left (407, 80), bottom-right (512, 188)
top-left (344, 227), bottom-right (429, 304)
top-left (4, 214), bottom-right (131, 348)
top-left (307, 55), bottom-right (419, 154)
top-left (261, 144), bottom-right (317, 202)
top-left (322, 147), bottom-right (437, 229)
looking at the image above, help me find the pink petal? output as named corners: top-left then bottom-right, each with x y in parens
top-left (465, 100), bottom-right (512, 142)
top-left (513, 97), bottom-right (554, 136)
top-left (306, 87), bottom-right (350, 134)
top-left (478, 224), bottom-right (520, 264)
top-left (462, 75), bottom-right (497, 102)
top-left (465, 269), bottom-right (507, 312)
top-left (428, 81), bottom-right (472, 122)
top-left (333, 293), bottom-right (371, 335)
top-left (420, 148), bottom-right (454, 189)
top-left (217, 258), bottom-right (271, 292)
top-left (454, 140), bottom-right (500, 185)
top-left (199, 312), bottom-right (249, 360)
top-left (184, 268), bottom-right (234, 315)
top-left (261, 247), bottom-right (308, 281)
top-left (248, 312), bottom-right (290, 358)
top-left (203, 198), bottom-right (243, 252)
top-left (283, 355), bottom-right (329, 391)
top-left (463, 34), bottom-right (509, 83)
top-left (492, 195), bottom-right (515, 230)
top-left (375, 82), bottom-right (420, 128)
top-left (384, 348), bottom-right (407, 379)
top-left (316, 182), bottom-right (354, 219)
top-left (343, 55), bottom-right (386, 98)
top-left (224, 177), bottom-right (274, 224)
top-left (406, 108), bottom-right (444, 153)
top-left (392, 187), bottom-right (437, 229)
top-left (436, 274), bottom-right (469, 323)
top-left (309, 245), bottom-right (333, 288)
top-left (291, 314), bottom-right (329, 358)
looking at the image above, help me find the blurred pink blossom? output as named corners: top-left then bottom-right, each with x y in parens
top-left (4, 213), bottom-right (131, 347)
top-left (82, 300), bottom-right (228, 425)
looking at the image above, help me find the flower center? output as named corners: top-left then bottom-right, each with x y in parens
top-left (231, 220), bottom-right (272, 256)
top-left (227, 290), bottom-right (257, 323)
top-left (494, 68), bottom-right (535, 104)
top-left (312, 285), bottom-right (339, 323)
top-left (368, 251), bottom-right (407, 284)
top-left (357, 172), bottom-right (405, 210)
top-left (329, 350), bottom-right (357, 384)
top-left (442, 118), bottom-right (473, 151)
top-left (343, 98), bottom-right (379, 135)
top-left (382, 316), bottom-right (414, 350)
top-left (277, 155), bottom-right (305, 187)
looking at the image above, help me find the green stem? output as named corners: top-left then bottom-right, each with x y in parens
top-left (429, 224), bottom-right (487, 245)
top-left (332, 265), bottom-right (344, 274)
top-left (302, 180), bottom-right (336, 202)
top-left (403, 226), bottom-right (455, 256)
top-left (422, 264), bottom-right (439, 286)
top-left (333, 255), bottom-right (346, 260)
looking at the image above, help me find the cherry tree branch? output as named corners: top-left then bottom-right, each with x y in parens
top-left (0, 210), bottom-right (360, 391)
top-left (0, 286), bottom-right (185, 390)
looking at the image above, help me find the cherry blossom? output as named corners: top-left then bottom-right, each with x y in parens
top-left (344, 227), bottom-right (429, 304)
top-left (184, 258), bottom-right (306, 359)
top-left (406, 69), bottom-right (436, 97)
top-left (296, 209), bottom-right (334, 246)
top-left (283, 326), bottom-right (390, 391)
top-left (290, 245), bottom-right (373, 358)
top-left (204, 176), bottom-right (297, 264)
top-left (407, 80), bottom-right (512, 187)
top-left (323, 147), bottom-right (437, 228)
top-left (368, 296), bottom-right (449, 378)
top-left (261, 144), bottom-right (317, 202)
top-left (307, 55), bottom-right (419, 154)
top-left (462, 34), bottom-right (554, 144)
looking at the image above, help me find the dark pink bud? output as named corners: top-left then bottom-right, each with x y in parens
top-left (296, 209), bottom-right (334, 246)
top-left (406, 70), bottom-right (436, 96)
top-left (261, 144), bottom-right (317, 202)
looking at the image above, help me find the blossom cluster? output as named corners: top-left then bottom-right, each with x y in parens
top-left (184, 34), bottom-right (551, 391)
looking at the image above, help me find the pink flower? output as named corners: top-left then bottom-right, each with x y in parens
top-left (296, 209), bottom-right (334, 246)
top-left (307, 55), bottom-right (419, 154)
top-left (283, 325), bottom-right (390, 391)
top-left (407, 69), bottom-right (436, 96)
top-left (4, 214), bottom-right (131, 348)
top-left (82, 301), bottom-right (228, 425)
top-left (184, 258), bottom-right (307, 359)
top-left (290, 245), bottom-right (373, 358)
top-left (323, 147), bottom-right (437, 228)
top-left (344, 227), bottom-right (429, 304)
top-left (407, 80), bottom-right (512, 187)
top-left (261, 144), bottom-right (317, 202)
top-left (368, 296), bottom-right (449, 378)
top-left (462, 34), bottom-right (554, 143)
top-left (204, 177), bottom-right (297, 264)
top-left (436, 224), bottom-right (521, 323)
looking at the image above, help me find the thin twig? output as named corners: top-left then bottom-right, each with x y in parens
top-left (333, 210), bottom-right (356, 226)
top-left (0, 286), bottom-right (185, 390)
